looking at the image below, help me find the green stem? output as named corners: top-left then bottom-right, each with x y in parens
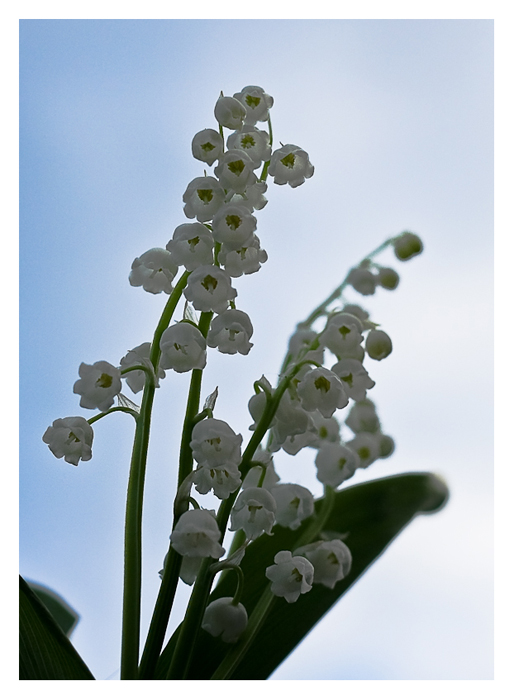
top-left (137, 309), bottom-right (212, 679)
top-left (298, 238), bottom-right (394, 330)
top-left (120, 383), bottom-right (155, 679)
top-left (137, 545), bottom-right (183, 679)
top-left (119, 272), bottom-right (189, 680)
top-left (177, 311), bottom-right (213, 495)
top-left (165, 557), bottom-right (216, 679)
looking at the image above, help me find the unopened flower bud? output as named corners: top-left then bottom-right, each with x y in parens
top-left (377, 267), bottom-right (400, 290)
top-left (214, 95), bottom-right (247, 130)
top-left (347, 267), bottom-right (377, 296)
top-left (365, 329), bottom-right (393, 361)
top-left (378, 434), bottom-right (395, 458)
top-left (393, 231), bottom-right (423, 261)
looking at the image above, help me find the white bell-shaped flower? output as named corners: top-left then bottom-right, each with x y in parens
top-left (129, 248), bottom-right (178, 295)
top-left (202, 597), bottom-right (248, 643)
top-left (183, 176), bottom-right (225, 222)
top-left (345, 399), bottom-right (381, 434)
top-left (230, 486), bottom-right (277, 539)
top-left (218, 235), bottom-right (268, 277)
top-left (214, 149), bottom-right (257, 195)
top-left (207, 309), bottom-right (254, 356)
top-left (191, 128), bottom-right (224, 166)
top-left (346, 432), bottom-right (381, 469)
top-left (212, 203), bottom-right (257, 250)
top-left (295, 540), bottom-right (352, 589)
top-left (320, 312), bottom-right (364, 360)
top-left (119, 342), bottom-right (165, 394)
top-left (268, 144), bottom-right (314, 188)
top-left (73, 361), bottom-right (122, 412)
top-left (233, 85), bottom-right (274, 126)
top-left (193, 462), bottom-right (242, 500)
top-left (315, 442), bottom-right (359, 488)
top-left (270, 483), bottom-right (314, 530)
top-left (365, 329), bottom-right (393, 360)
top-left (190, 418), bottom-right (243, 468)
top-left (331, 358), bottom-right (375, 402)
top-left (166, 223), bottom-right (214, 271)
top-left (183, 264), bottom-right (237, 314)
top-left (226, 125), bottom-right (271, 167)
top-left (229, 180), bottom-right (268, 212)
top-left (42, 416), bottom-right (93, 466)
top-left (296, 367), bottom-right (349, 418)
top-left (170, 509), bottom-right (225, 559)
top-left (214, 95), bottom-right (247, 130)
top-left (393, 231), bottom-right (423, 261)
top-left (265, 550), bottom-right (314, 603)
top-left (159, 322), bottom-right (207, 373)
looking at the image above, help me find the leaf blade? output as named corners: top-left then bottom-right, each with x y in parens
top-left (19, 575), bottom-right (95, 680)
top-left (26, 580), bottom-right (80, 637)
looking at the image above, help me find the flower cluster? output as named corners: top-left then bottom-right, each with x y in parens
top-left (41, 86), bottom-right (424, 659)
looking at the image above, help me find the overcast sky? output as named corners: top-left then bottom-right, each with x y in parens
top-left (19, 18), bottom-right (494, 682)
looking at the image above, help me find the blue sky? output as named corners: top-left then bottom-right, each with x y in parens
top-left (19, 19), bottom-right (494, 681)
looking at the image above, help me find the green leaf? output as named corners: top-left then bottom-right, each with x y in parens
top-left (26, 580), bottom-right (79, 637)
top-left (154, 471), bottom-right (448, 680)
top-left (19, 575), bottom-right (95, 680)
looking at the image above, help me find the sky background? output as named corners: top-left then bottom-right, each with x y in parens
top-left (19, 19), bottom-right (494, 681)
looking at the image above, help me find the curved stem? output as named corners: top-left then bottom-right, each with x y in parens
top-left (87, 405), bottom-right (139, 425)
top-left (297, 238), bottom-right (394, 330)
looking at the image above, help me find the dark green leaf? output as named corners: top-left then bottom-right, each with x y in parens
top-left (155, 471), bottom-right (448, 680)
top-left (26, 580), bottom-right (79, 637)
top-left (19, 575), bottom-right (95, 680)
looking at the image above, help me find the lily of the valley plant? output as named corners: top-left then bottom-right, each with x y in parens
top-left (22, 85), bottom-right (447, 681)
